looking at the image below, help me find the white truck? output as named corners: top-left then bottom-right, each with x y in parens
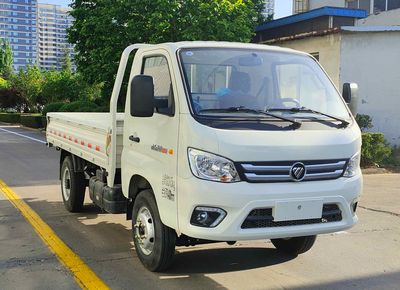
top-left (46, 42), bottom-right (362, 271)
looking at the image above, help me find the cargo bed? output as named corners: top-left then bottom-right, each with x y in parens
top-left (46, 112), bottom-right (124, 170)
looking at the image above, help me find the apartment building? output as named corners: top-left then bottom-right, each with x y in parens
top-left (37, 3), bottom-right (75, 71)
top-left (293, 0), bottom-right (400, 14)
top-left (0, 0), bottom-right (37, 70)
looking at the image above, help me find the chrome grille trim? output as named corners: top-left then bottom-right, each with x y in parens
top-left (306, 161), bottom-right (346, 170)
top-left (242, 164), bottom-right (291, 172)
top-left (244, 173), bottom-right (290, 182)
top-left (303, 170), bottom-right (344, 181)
top-left (239, 159), bottom-right (348, 183)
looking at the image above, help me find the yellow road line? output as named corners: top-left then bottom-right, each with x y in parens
top-left (0, 179), bottom-right (109, 290)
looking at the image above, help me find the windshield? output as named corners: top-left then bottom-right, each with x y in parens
top-left (179, 48), bottom-right (350, 120)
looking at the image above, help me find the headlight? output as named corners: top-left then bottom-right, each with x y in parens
top-left (343, 152), bottom-right (361, 177)
top-left (188, 148), bottom-right (240, 183)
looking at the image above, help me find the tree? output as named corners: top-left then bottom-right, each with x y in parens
top-left (0, 43), bottom-right (3, 75)
top-left (0, 77), bottom-right (9, 90)
top-left (61, 47), bottom-right (73, 73)
top-left (0, 86), bottom-right (26, 111)
top-left (11, 65), bottom-right (44, 111)
top-left (41, 70), bottom-right (101, 104)
top-left (68, 0), bottom-right (263, 100)
top-left (356, 114), bottom-right (373, 132)
top-left (0, 39), bottom-right (14, 79)
top-left (252, 0), bottom-right (267, 25)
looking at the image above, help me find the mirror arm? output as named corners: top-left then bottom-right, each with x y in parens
top-left (154, 98), bottom-right (169, 109)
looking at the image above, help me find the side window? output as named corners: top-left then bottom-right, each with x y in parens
top-left (142, 56), bottom-right (174, 116)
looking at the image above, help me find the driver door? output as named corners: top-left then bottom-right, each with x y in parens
top-left (122, 48), bottom-right (180, 230)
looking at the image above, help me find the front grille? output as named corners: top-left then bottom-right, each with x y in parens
top-left (241, 204), bottom-right (342, 229)
top-left (237, 159), bottom-right (348, 183)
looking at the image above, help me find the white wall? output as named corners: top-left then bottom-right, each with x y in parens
top-left (309, 0), bottom-right (346, 10)
top-left (341, 31), bottom-right (400, 145)
top-left (274, 34), bottom-right (342, 87)
top-left (356, 8), bottom-right (400, 25)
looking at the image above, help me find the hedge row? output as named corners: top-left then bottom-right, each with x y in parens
top-left (0, 113), bottom-right (21, 123)
top-left (20, 115), bottom-right (47, 129)
top-left (0, 113), bottom-right (46, 129)
top-left (42, 101), bottom-right (109, 116)
top-left (361, 132), bottom-right (392, 167)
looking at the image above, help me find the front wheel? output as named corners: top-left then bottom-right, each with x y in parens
top-left (132, 190), bottom-right (176, 272)
top-left (271, 235), bottom-right (317, 255)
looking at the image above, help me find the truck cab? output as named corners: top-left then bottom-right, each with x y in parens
top-left (47, 42), bottom-right (362, 272)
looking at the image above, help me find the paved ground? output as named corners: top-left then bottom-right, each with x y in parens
top-left (0, 124), bottom-right (399, 290)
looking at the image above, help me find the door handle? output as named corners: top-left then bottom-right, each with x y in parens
top-left (129, 135), bottom-right (140, 143)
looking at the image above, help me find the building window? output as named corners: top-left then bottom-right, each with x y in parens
top-left (372, 0), bottom-right (400, 12)
top-left (294, 0), bottom-right (309, 14)
top-left (359, 0), bottom-right (371, 13)
top-left (346, 0), bottom-right (371, 13)
top-left (346, 0), bottom-right (376, 14)
top-left (374, 0), bottom-right (387, 12)
top-left (388, 0), bottom-right (400, 10)
top-left (347, 0), bottom-right (359, 8)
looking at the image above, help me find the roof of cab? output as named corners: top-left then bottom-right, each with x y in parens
top-left (139, 41), bottom-right (309, 57)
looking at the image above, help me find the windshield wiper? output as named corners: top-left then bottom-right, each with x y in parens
top-left (268, 107), bottom-right (349, 128)
top-left (198, 107), bottom-right (302, 129)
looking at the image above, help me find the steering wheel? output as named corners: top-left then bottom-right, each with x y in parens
top-left (220, 91), bottom-right (259, 109)
top-left (273, 98), bottom-right (301, 109)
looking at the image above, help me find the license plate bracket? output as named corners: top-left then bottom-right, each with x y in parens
top-left (273, 199), bottom-right (323, 222)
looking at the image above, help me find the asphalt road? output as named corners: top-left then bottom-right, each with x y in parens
top-left (0, 123), bottom-right (400, 290)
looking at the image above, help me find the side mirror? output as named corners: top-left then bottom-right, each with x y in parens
top-left (130, 75), bottom-right (154, 117)
top-left (342, 82), bottom-right (359, 116)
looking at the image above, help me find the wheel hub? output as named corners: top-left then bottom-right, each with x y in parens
top-left (134, 206), bottom-right (155, 256)
top-left (62, 167), bottom-right (71, 200)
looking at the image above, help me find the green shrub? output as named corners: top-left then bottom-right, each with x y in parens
top-left (383, 146), bottom-right (400, 167)
top-left (93, 97), bottom-right (106, 106)
top-left (0, 77), bottom-right (10, 89)
top-left (94, 105), bottom-right (109, 112)
top-left (356, 114), bottom-right (373, 132)
top-left (41, 116), bottom-right (47, 128)
top-left (77, 106), bottom-right (98, 112)
top-left (0, 113), bottom-right (21, 123)
top-left (0, 87), bottom-right (27, 111)
top-left (59, 100), bottom-right (99, 112)
top-left (361, 132), bottom-right (392, 167)
top-left (42, 102), bottom-right (66, 116)
top-left (20, 115), bottom-right (47, 129)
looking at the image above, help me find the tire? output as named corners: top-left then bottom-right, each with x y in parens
top-left (132, 189), bottom-right (176, 272)
top-left (271, 235), bottom-right (317, 255)
top-left (60, 156), bottom-right (86, 212)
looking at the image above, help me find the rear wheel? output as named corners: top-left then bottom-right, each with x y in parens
top-left (61, 156), bottom-right (86, 212)
top-left (132, 190), bottom-right (176, 272)
top-left (271, 235), bottom-right (317, 255)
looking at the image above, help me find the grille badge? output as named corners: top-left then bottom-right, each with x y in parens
top-left (290, 162), bottom-right (306, 181)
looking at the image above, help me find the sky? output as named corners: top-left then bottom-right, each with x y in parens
top-left (274, 0), bottom-right (293, 19)
top-left (39, 0), bottom-right (71, 6)
top-left (39, 0), bottom-right (293, 20)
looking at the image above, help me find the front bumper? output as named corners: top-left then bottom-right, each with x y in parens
top-left (177, 174), bottom-right (362, 241)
